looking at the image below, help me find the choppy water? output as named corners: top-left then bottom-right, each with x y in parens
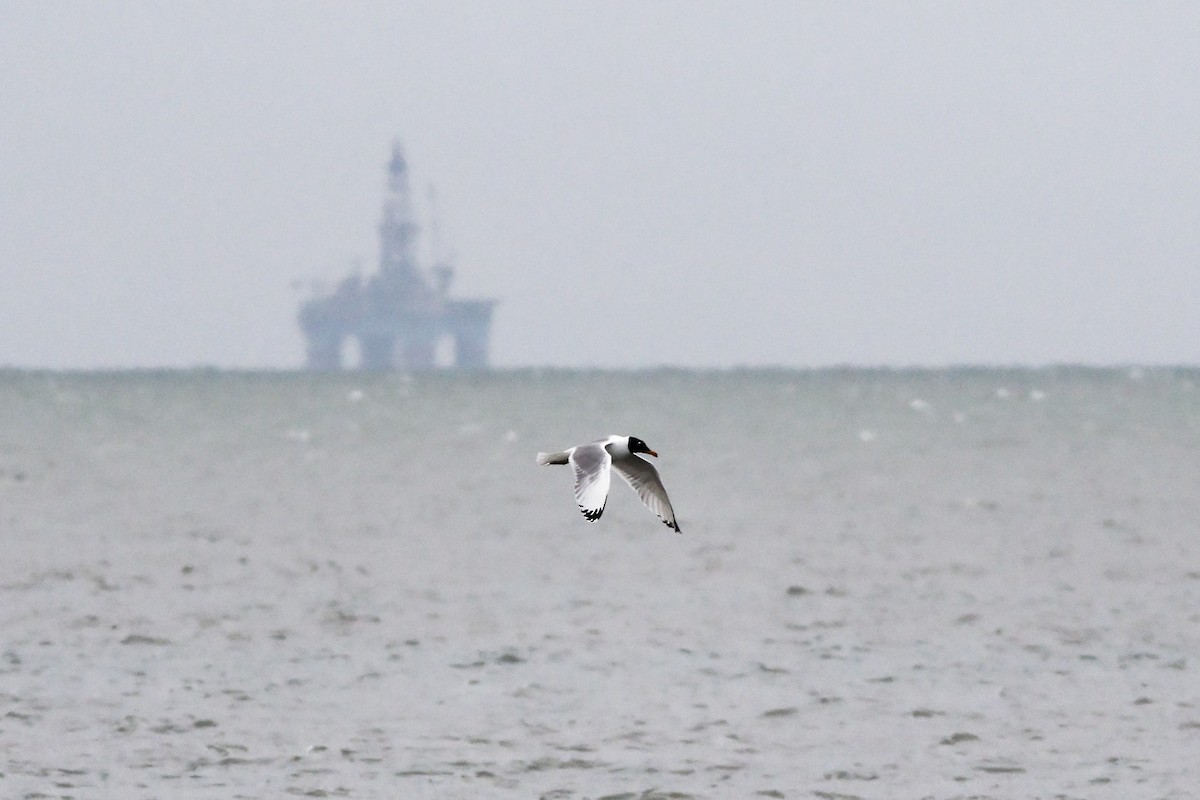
top-left (2, 367), bottom-right (1199, 798)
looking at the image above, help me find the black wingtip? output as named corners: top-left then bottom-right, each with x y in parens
top-left (579, 505), bottom-right (605, 522)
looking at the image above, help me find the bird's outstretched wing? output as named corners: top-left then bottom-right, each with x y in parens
top-left (611, 455), bottom-right (681, 532)
top-left (569, 442), bottom-right (611, 522)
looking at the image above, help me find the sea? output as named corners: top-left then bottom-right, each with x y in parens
top-left (1, 367), bottom-right (1198, 799)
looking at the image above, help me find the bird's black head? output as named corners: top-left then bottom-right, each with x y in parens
top-left (628, 436), bottom-right (658, 457)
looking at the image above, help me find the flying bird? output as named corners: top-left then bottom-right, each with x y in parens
top-left (537, 435), bottom-right (681, 532)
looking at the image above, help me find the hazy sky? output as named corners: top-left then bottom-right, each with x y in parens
top-left (2, 2), bottom-right (1198, 369)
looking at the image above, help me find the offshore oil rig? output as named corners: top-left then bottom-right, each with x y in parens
top-left (298, 143), bottom-right (496, 370)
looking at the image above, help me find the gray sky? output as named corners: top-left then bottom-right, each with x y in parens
top-left (2, 2), bottom-right (1198, 369)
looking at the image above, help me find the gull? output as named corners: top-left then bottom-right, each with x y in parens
top-left (537, 435), bottom-right (681, 532)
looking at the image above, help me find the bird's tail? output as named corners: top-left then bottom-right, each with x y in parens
top-left (536, 451), bottom-right (570, 466)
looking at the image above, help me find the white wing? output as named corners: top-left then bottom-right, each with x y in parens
top-left (569, 442), bottom-right (612, 522)
top-left (611, 454), bottom-right (681, 532)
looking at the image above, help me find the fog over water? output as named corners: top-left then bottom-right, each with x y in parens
top-left (2, 3), bottom-right (1198, 369)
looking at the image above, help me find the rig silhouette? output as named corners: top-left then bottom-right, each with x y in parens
top-left (298, 143), bottom-right (496, 370)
